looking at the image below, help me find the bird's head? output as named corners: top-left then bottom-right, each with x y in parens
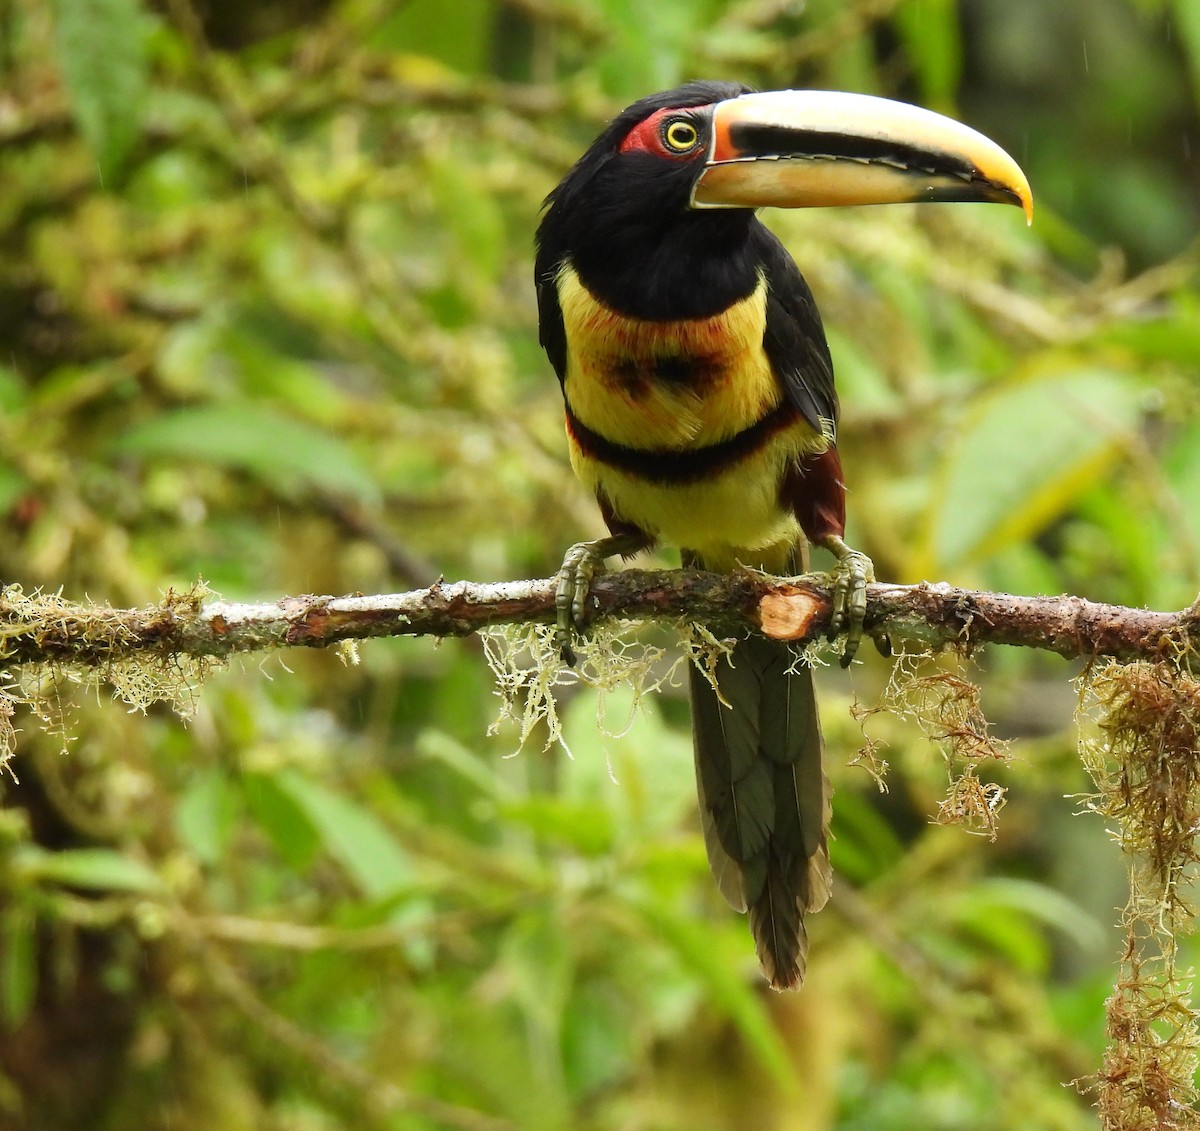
top-left (536, 81), bottom-right (1031, 319)
top-left (539, 80), bottom-right (1031, 250)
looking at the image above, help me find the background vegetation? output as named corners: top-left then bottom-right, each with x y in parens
top-left (2, 0), bottom-right (1200, 1127)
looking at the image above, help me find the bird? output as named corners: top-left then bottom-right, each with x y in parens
top-left (534, 81), bottom-right (1031, 990)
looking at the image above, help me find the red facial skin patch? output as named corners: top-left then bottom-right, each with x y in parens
top-left (618, 105), bottom-right (707, 159)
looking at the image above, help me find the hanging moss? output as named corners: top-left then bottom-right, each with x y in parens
top-left (1079, 660), bottom-right (1200, 1131)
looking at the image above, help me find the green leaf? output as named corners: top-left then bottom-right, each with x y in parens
top-left (244, 771), bottom-right (321, 870)
top-left (592, 0), bottom-right (706, 96)
top-left (893, 0), bottom-right (962, 108)
top-left (273, 770), bottom-right (412, 901)
top-left (373, 0), bottom-right (491, 74)
top-left (501, 907), bottom-right (574, 1041)
top-left (918, 368), bottom-right (1143, 573)
top-left (430, 982), bottom-right (571, 1131)
top-left (0, 462), bottom-right (29, 517)
top-left (827, 326), bottom-right (902, 418)
top-left (829, 791), bottom-right (905, 884)
top-left (558, 686), bottom-right (693, 841)
top-left (1165, 423), bottom-right (1200, 586)
top-left (53, 0), bottom-right (151, 178)
top-left (1102, 312), bottom-right (1200, 365)
top-left (0, 364), bottom-right (29, 415)
top-left (948, 878), bottom-right (1105, 972)
top-left (1172, 0), bottom-right (1200, 110)
top-left (630, 897), bottom-right (795, 1089)
top-left (113, 405), bottom-right (380, 504)
top-left (0, 907), bottom-right (37, 1029)
top-left (561, 976), bottom-right (635, 1099)
top-left (175, 768), bottom-right (239, 867)
top-left (415, 728), bottom-right (512, 801)
top-left (20, 847), bottom-right (162, 894)
top-left (497, 796), bottom-right (616, 856)
top-left (428, 152), bottom-right (506, 284)
top-left (976, 878), bottom-right (1106, 953)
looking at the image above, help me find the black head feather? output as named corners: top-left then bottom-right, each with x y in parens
top-left (540, 81), bottom-right (751, 220)
top-left (535, 81), bottom-right (760, 320)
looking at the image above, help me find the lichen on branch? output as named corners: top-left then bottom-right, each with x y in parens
top-left (0, 571), bottom-right (1191, 782)
top-left (0, 572), bottom-right (1191, 669)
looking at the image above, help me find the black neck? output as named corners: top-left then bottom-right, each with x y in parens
top-left (537, 153), bottom-right (764, 321)
top-left (569, 208), bottom-right (762, 320)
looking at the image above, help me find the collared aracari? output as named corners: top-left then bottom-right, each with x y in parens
top-left (535, 81), bottom-right (1031, 989)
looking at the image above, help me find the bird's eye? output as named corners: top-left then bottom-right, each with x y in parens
top-left (663, 119), bottom-right (699, 152)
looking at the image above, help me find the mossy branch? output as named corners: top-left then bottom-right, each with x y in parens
top-left (0, 572), bottom-right (1192, 669)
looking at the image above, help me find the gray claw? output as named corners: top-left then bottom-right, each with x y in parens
top-left (554, 532), bottom-right (652, 666)
top-left (818, 536), bottom-right (875, 667)
top-left (555, 542), bottom-right (604, 666)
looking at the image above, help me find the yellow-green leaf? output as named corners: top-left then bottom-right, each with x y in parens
top-left (20, 847), bottom-right (162, 894)
top-left (53, 0), bottom-right (151, 178)
top-left (114, 405), bottom-right (380, 504)
top-left (917, 368), bottom-right (1143, 575)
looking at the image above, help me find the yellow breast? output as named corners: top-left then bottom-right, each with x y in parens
top-left (567, 425), bottom-right (813, 569)
top-left (557, 265), bottom-right (780, 448)
top-left (555, 263), bottom-right (829, 561)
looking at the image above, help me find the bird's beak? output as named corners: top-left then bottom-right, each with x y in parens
top-left (692, 90), bottom-right (1033, 223)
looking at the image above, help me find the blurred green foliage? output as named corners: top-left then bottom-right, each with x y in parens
top-left (1, 0), bottom-right (1199, 1128)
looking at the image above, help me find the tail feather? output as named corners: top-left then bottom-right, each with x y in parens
top-left (750, 847), bottom-right (808, 990)
top-left (689, 631), bottom-right (831, 990)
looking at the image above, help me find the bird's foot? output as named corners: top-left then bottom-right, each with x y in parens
top-left (817, 534), bottom-right (874, 667)
top-left (554, 533), bottom-right (647, 666)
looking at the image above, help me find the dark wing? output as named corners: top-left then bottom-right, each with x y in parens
top-left (754, 225), bottom-right (838, 441)
top-left (534, 247), bottom-right (569, 386)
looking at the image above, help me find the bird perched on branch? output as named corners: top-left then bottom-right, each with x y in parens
top-left (535, 81), bottom-right (1031, 989)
